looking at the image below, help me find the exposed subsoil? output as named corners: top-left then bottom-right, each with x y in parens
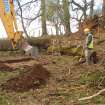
top-left (0, 62), bottom-right (14, 72)
top-left (1, 64), bottom-right (50, 92)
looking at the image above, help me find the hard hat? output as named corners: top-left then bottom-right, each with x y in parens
top-left (84, 28), bottom-right (90, 33)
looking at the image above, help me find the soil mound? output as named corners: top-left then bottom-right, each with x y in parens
top-left (1, 64), bottom-right (50, 92)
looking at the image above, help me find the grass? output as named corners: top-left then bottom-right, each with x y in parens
top-left (0, 71), bottom-right (20, 84)
top-left (92, 96), bottom-right (105, 104)
top-left (0, 95), bottom-right (9, 105)
top-left (79, 69), bottom-right (105, 88)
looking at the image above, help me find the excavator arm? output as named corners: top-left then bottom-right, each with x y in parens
top-left (0, 0), bottom-right (22, 48)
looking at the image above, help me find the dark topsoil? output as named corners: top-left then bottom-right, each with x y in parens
top-left (0, 57), bottom-right (34, 63)
top-left (1, 64), bottom-right (50, 92)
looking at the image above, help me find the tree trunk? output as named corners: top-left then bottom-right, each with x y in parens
top-left (102, 0), bottom-right (105, 16)
top-left (55, 24), bottom-right (59, 35)
top-left (62, 0), bottom-right (71, 36)
top-left (90, 0), bottom-right (94, 18)
top-left (41, 0), bottom-right (47, 36)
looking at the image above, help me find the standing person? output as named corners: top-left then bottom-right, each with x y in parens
top-left (84, 28), bottom-right (94, 65)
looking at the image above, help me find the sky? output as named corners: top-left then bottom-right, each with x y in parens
top-left (0, 0), bottom-right (103, 38)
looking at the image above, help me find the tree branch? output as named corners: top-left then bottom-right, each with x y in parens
top-left (78, 88), bottom-right (105, 101)
top-left (16, 12), bottom-right (41, 21)
top-left (16, 0), bottom-right (38, 13)
top-left (16, 0), bottom-right (29, 38)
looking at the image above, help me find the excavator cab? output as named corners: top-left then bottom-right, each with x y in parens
top-left (0, 0), bottom-right (23, 48)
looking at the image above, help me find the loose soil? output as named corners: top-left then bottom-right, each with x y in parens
top-left (0, 62), bottom-right (14, 72)
top-left (1, 64), bottom-right (50, 92)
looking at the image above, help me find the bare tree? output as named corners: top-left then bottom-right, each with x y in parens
top-left (41, 0), bottom-right (48, 36)
top-left (62, 0), bottom-right (71, 36)
top-left (90, 0), bottom-right (94, 18)
top-left (102, 0), bottom-right (105, 17)
top-left (16, 0), bottom-right (41, 37)
top-left (17, 0), bottom-right (29, 38)
top-left (71, 0), bottom-right (90, 19)
top-left (47, 0), bottom-right (71, 35)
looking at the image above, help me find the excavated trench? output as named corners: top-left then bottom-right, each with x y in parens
top-left (0, 57), bottom-right (34, 72)
top-left (0, 57), bottom-right (34, 63)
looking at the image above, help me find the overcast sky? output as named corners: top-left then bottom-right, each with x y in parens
top-left (0, 0), bottom-right (103, 38)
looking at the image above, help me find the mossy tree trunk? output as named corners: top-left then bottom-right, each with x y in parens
top-left (62, 0), bottom-right (71, 36)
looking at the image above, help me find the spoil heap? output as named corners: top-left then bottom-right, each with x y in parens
top-left (1, 64), bottom-right (50, 92)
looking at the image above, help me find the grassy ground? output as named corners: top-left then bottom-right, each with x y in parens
top-left (0, 53), bottom-right (105, 105)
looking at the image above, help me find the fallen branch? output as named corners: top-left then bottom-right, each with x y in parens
top-left (97, 39), bottom-right (105, 45)
top-left (78, 88), bottom-right (105, 101)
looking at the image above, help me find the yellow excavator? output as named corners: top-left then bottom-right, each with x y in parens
top-left (0, 0), bottom-right (39, 56)
top-left (0, 0), bottom-right (23, 48)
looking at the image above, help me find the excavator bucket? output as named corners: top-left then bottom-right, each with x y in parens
top-left (11, 31), bottom-right (23, 48)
